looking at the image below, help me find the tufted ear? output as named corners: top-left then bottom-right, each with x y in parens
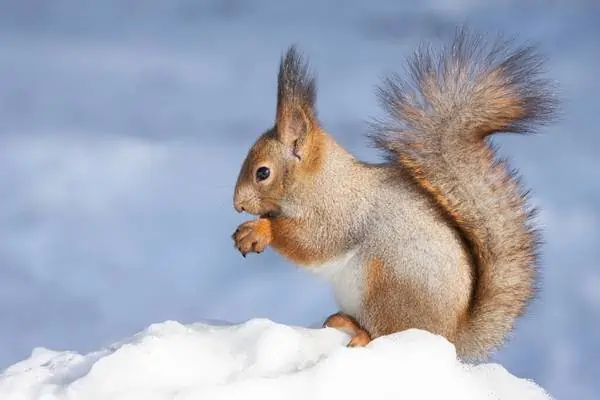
top-left (275, 46), bottom-right (318, 159)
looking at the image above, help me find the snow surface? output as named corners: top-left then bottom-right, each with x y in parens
top-left (0, 319), bottom-right (550, 400)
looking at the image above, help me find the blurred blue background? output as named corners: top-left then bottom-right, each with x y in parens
top-left (0, 1), bottom-right (598, 398)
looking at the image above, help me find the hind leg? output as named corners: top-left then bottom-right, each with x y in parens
top-left (323, 312), bottom-right (371, 347)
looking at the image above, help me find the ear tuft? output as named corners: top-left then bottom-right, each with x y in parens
top-left (275, 46), bottom-right (318, 147)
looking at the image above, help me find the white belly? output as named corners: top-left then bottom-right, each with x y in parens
top-left (306, 249), bottom-right (365, 316)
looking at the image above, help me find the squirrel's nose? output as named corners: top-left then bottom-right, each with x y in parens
top-left (234, 199), bottom-right (245, 213)
top-left (233, 185), bottom-right (250, 213)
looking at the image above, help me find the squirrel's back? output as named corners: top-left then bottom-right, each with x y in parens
top-left (372, 28), bottom-right (558, 359)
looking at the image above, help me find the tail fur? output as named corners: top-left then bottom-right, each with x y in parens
top-left (372, 28), bottom-right (558, 359)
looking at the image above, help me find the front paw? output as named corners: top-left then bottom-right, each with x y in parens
top-left (232, 219), bottom-right (273, 257)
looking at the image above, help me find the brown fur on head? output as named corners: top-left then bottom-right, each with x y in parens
top-left (234, 46), bottom-right (321, 217)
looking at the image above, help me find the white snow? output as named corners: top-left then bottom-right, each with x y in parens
top-left (0, 319), bottom-right (550, 400)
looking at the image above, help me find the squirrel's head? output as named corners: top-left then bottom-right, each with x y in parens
top-left (234, 46), bottom-right (323, 217)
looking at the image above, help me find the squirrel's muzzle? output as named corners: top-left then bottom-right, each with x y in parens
top-left (233, 200), bottom-right (245, 213)
top-left (233, 184), bottom-right (256, 214)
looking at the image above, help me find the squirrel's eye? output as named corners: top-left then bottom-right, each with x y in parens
top-left (256, 166), bottom-right (271, 182)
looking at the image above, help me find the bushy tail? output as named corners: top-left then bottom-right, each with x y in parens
top-left (372, 28), bottom-right (558, 360)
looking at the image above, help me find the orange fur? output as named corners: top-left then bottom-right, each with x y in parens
top-left (363, 257), bottom-right (465, 342)
top-left (232, 218), bottom-right (273, 256)
top-left (270, 216), bottom-right (333, 265)
top-left (323, 312), bottom-right (371, 347)
top-left (300, 128), bottom-right (327, 175)
top-left (398, 155), bottom-right (466, 226)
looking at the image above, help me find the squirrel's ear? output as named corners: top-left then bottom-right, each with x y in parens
top-left (275, 46), bottom-right (317, 159)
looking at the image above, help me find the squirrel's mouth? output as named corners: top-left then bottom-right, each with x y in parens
top-left (259, 204), bottom-right (282, 219)
top-left (261, 210), bottom-right (281, 219)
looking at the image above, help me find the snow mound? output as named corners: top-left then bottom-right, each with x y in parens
top-left (0, 319), bottom-right (551, 400)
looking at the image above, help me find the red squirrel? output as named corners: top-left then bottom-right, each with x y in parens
top-left (232, 28), bottom-right (557, 360)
